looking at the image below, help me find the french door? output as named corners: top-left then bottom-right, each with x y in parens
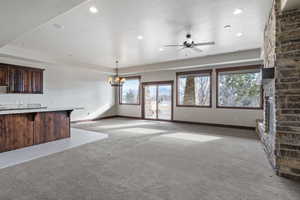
top-left (142, 81), bottom-right (173, 121)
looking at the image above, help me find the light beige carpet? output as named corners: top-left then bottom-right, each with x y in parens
top-left (0, 118), bottom-right (299, 200)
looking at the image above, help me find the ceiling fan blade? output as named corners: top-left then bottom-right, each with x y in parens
top-left (164, 45), bottom-right (184, 47)
top-left (192, 47), bottom-right (203, 53)
top-left (179, 47), bottom-right (187, 51)
top-left (194, 42), bottom-right (215, 46)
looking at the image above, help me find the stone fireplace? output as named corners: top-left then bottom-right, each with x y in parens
top-left (264, 93), bottom-right (275, 137)
top-left (259, 0), bottom-right (300, 180)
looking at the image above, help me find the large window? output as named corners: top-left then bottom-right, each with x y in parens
top-left (177, 70), bottom-right (212, 107)
top-left (217, 66), bottom-right (262, 109)
top-left (119, 76), bottom-right (141, 105)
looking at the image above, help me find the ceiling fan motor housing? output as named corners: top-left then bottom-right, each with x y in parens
top-left (183, 41), bottom-right (194, 48)
top-left (164, 33), bottom-right (214, 49)
top-left (184, 34), bottom-right (194, 47)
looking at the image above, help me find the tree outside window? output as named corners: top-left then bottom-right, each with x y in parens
top-left (177, 71), bottom-right (211, 107)
top-left (217, 68), bottom-right (262, 108)
top-left (120, 77), bottom-right (140, 104)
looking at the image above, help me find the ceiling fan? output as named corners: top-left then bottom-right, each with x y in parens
top-left (164, 34), bottom-right (215, 52)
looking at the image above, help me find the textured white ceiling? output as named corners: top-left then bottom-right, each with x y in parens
top-left (5, 0), bottom-right (272, 68)
top-left (0, 0), bottom-right (85, 47)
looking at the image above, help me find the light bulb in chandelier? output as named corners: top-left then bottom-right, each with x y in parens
top-left (108, 60), bottom-right (126, 87)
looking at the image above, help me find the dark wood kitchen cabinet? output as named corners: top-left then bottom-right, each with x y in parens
top-left (30, 70), bottom-right (43, 93)
top-left (0, 65), bottom-right (8, 86)
top-left (8, 67), bottom-right (24, 93)
top-left (0, 114), bottom-right (34, 152)
top-left (34, 111), bottom-right (70, 145)
top-left (0, 63), bottom-right (44, 93)
top-left (0, 110), bottom-right (72, 153)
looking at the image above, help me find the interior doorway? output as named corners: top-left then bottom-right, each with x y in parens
top-left (142, 81), bottom-right (173, 121)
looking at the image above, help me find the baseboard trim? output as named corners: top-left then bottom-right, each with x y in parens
top-left (172, 120), bottom-right (255, 130)
top-left (72, 115), bottom-right (255, 130)
top-left (100, 115), bottom-right (120, 120)
top-left (116, 115), bottom-right (255, 130)
top-left (115, 115), bottom-right (142, 119)
top-left (71, 115), bottom-right (118, 123)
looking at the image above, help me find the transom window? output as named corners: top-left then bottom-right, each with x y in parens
top-left (177, 70), bottom-right (212, 107)
top-left (119, 76), bottom-right (141, 105)
top-left (217, 66), bottom-right (262, 109)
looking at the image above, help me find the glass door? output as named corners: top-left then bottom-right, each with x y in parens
top-left (144, 85), bottom-right (157, 119)
top-left (143, 81), bottom-right (173, 121)
top-left (158, 85), bottom-right (172, 120)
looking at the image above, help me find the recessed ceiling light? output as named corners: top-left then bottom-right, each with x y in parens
top-left (233, 8), bottom-right (243, 15)
top-left (89, 6), bottom-right (98, 13)
top-left (224, 25), bottom-right (232, 30)
top-left (137, 35), bottom-right (144, 40)
top-left (53, 23), bottom-right (64, 29)
top-left (159, 48), bottom-right (164, 52)
top-left (236, 32), bottom-right (243, 37)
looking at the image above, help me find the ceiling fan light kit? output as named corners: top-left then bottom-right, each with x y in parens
top-left (164, 33), bottom-right (215, 52)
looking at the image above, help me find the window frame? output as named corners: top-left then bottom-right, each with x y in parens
top-left (119, 76), bottom-right (141, 105)
top-left (176, 69), bottom-right (212, 108)
top-left (216, 65), bottom-right (263, 110)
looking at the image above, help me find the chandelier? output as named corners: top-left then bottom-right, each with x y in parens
top-left (108, 60), bottom-right (126, 87)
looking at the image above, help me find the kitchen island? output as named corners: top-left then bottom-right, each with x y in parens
top-left (0, 108), bottom-right (74, 153)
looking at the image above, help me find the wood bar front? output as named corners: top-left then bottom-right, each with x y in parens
top-left (0, 110), bottom-right (72, 153)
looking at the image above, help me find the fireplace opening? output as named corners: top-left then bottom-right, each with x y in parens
top-left (264, 95), bottom-right (274, 134)
top-left (265, 97), bottom-right (271, 133)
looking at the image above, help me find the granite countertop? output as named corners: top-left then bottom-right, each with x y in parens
top-left (0, 107), bottom-right (83, 115)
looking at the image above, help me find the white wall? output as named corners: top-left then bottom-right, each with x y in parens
top-left (0, 59), bottom-right (117, 121)
top-left (0, 52), bottom-right (263, 126)
top-left (118, 67), bottom-right (263, 127)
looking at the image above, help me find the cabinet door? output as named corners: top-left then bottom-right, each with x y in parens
top-left (8, 67), bottom-right (24, 93)
top-left (31, 70), bottom-right (43, 93)
top-left (23, 70), bottom-right (33, 93)
top-left (0, 114), bottom-right (34, 153)
top-left (7, 67), bottom-right (43, 93)
top-left (0, 67), bottom-right (8, 86)
top-left (8, 68), bottom-right (15, 92)
top-left (34, 111), bottom-right (70, 145)
top-left (0, 116), bottom-right (5, 152)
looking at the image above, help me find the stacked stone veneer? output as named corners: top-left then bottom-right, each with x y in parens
top-left (262, 0), bottom-right (277, 169)
top-left (263, 0), bottom-right (300, 180)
